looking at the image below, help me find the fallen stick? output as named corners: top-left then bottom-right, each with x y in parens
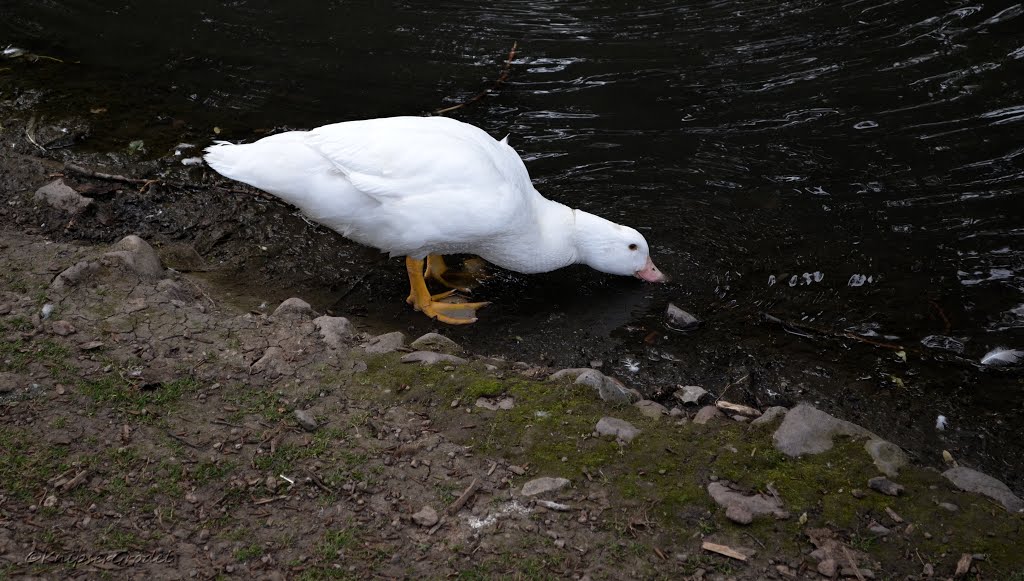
top-left (431, 42), bottom-right (518, 116)
top-left (446, 478), bottom-right (481, 515)
top-left (61, 469), bottom-right (90, 492)
top-left (701, 541), bottom-right (747, 562)
top-left (64, 163), bottom-right (148, 185)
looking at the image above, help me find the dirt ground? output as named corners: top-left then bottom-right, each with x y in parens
top-left (0, 220), bottom-right (1022, 580)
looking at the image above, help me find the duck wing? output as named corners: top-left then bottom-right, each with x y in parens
top-left (303, 116), bottom-right (539, 255)
top-left (305, 116), bottom-right (532, 204)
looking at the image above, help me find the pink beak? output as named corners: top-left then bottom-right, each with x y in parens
top-left (635, 256), bottom-right (669, 283)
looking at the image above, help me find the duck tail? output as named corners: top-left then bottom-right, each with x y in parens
top-left (203, 141), bottom-right (245, 182)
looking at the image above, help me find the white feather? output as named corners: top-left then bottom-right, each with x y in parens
top-left (935, 415), bottom-right (948, 431)
top-left (980, 347), bottom-right (1023, 366)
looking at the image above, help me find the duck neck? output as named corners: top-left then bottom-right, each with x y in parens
top-left (512, 197), bottom-right (579, 273)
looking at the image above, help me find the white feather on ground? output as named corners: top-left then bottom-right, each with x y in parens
top-left (980, 347), bottom-right (1023, 366)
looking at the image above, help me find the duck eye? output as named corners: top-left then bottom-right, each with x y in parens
top-left (628, 243), bottom-right (638, 251)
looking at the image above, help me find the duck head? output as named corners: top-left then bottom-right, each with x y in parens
top-left (572, 210), bottom-right (668, 283)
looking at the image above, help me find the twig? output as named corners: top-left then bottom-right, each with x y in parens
top-left (306, 470), bottom-right (334, 495)
top-left (61, 469), bottom-right (90, 492)
top-left (254, 495), bottom-right (289, 506)
top-left (64, 163), bottom-right (148, 185)
top-left (446, 478), bottom-right (481, 515)
top-left (431, 42), bottom-right (518, 116)
top-left (744, 532), bottom-right (766, 549)
top-left (166, 430), bottom-right (200, 449)
top-left (929, 299), bottom-right (952, 334)
top-left (763, 313), bottom-right (906, 351)
top-left (25, 116), bottom-right (45, 152)
top-left (841, 546), bottom-right (866, 581)
top-left (701, 541), bottom-right (747, 562)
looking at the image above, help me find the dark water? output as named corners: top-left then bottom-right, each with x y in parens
top-left (4, 1), bottom-right (1023, 491)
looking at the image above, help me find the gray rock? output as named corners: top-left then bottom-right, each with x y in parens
top-left (773, 404), bottom-right (878, 457)
top-left (50, 320), bottom-right (76, 336)
top-left (868, 476), bottom-right (904, 497)
top-left (665, 303), bottom-right (701, 332)
top-left (868, 523), bottom-right (890, 535)
top-left (707, 482), bottom-right (789, 525)
top-left (521, 477), bottom-right (570, 497)
top-left (103, 235), bottom-right (164, 279)
top-left (411, 506), bottom-right (439, 527)
top-left (410, 332), bottom-right (463, 355)
top-left (51, 260), bottom-right (101, 290)
top-left (634, 400), bottom-right (668, 419)
top-left (840, 568), bottom-right (875, 579)
top-left (0, 372), bottom-right (19, 395)
top-left (313, 316), bottom-right (353, 349)
top-left (864, 440), bottom-right (909, 478)
top-left (693, 405), bottom-right (722, 425)
top-left (548, 368), bottom-right (593, 381)
top-left (942, 466), bottom-right (1024, 512)
top-left (400, 351), bottom-right (467, 366)
top-left (364, 331), bottom-right (406, 355)
top-left (294, 409), bottom-right (318, 432)
top-left (595, 417), bottom-right (640, 443)
top-left (34, 179), bottom-right (91, 213)
top-left (475, 397), bottom-right (514, 411)
top-left (938, 502), bottom-right (959, 512)
top-left (251, 346), bottom-right (291, 378)
top-left (817, 558), bottom-right (837, 578)
top-left (574, 369), bottom-right (640, 404)
top-left (749, 406), bottom-right (788, 428)
top-left (272, 297), bottom-right (317, 319)
top-left (674, 385), bottom-right (707, 405)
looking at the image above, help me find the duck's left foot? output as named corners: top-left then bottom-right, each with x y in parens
top-left (424, 255), bottom-right (487, 292)
top-left (407, 256), bottom-right (488, 325)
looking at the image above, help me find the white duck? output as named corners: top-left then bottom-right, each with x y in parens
top-left (204, 116), bottom-right (667, 324)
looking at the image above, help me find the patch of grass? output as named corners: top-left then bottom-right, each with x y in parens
top-left (96, 526), bottom-right (143, 551)
top-left (234, 544), bottom-right (263, 562)
top-left (80, 374), bottom-right (199, 417)
top-left (1, 337), bottom-right (70, 374)
top-left (0, 428), bottom-right (72, 501)
top-left (191, 459), bottom-right (234, 486)
top-left (317, 528), bottom-right (356, 560)
top-left (224, 385), bottom-right (286, 422)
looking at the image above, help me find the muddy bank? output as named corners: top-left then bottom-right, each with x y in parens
top-left (2, 222), bottom-right (1023, 578)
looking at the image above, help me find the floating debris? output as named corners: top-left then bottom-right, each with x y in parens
top-left (980, 347), bottom-right (1022, 366)
top-left (3, 46), bottom-right (26, 58)
top-left (665, 302), bottom-right (701, 332)
top-left (921, 335), bottom-right (965, 354)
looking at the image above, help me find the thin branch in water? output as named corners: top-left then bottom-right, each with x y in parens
top-left (430, 42), bottom-right (518, 116)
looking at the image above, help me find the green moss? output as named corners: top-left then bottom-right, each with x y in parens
top-left (344, 355), bottom-right (1024, 577)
